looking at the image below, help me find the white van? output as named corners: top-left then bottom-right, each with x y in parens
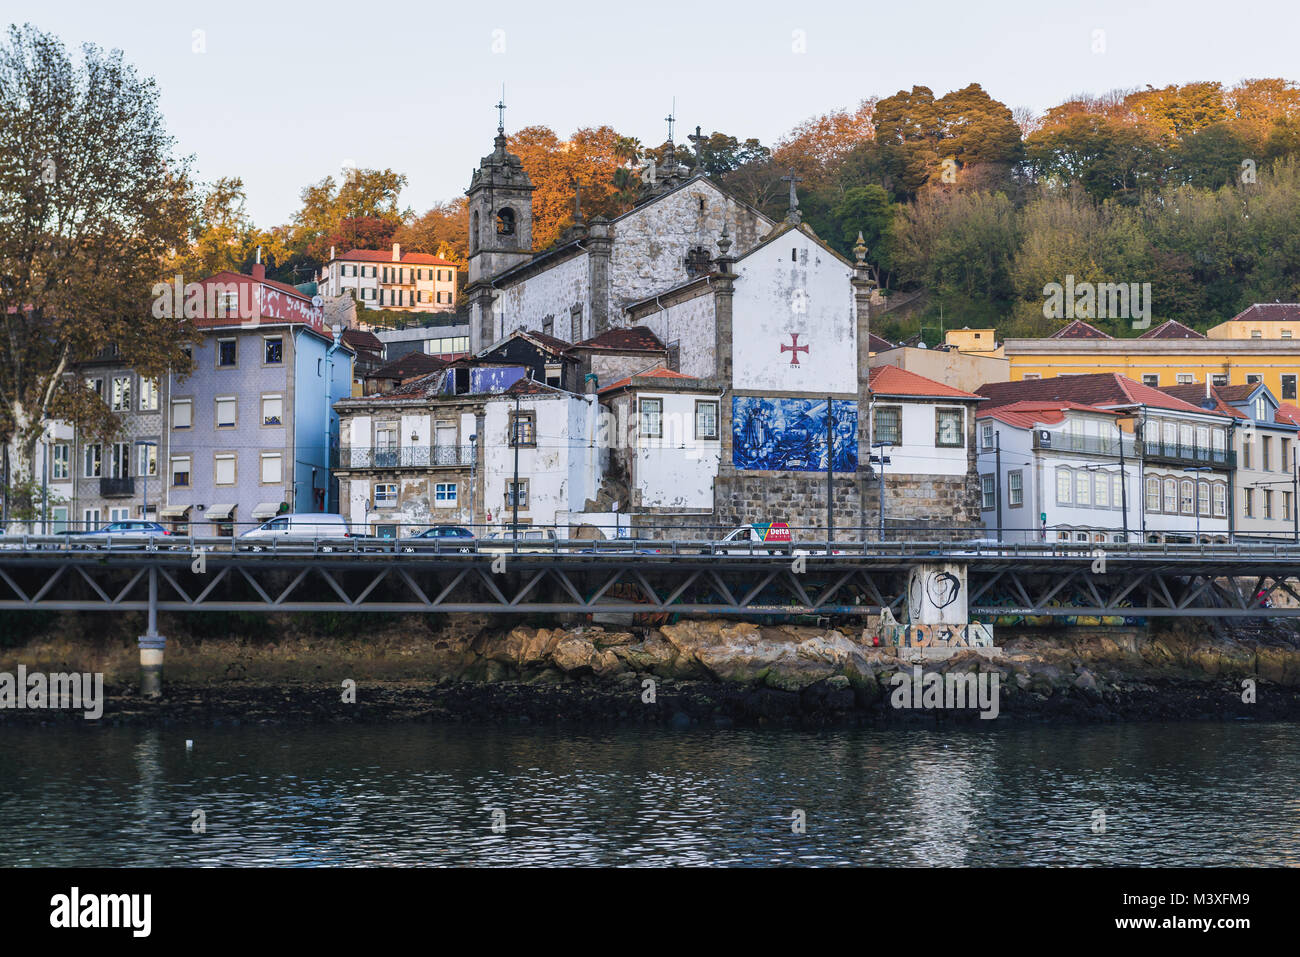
top-left (238, 513), bottom-right (353, 550)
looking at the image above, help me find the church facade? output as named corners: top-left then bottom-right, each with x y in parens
top-left (458, 125), bottom-right (981, 538)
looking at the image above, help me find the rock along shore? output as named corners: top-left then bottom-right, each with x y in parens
top-left (3, 615), bottom-right (1300, 728)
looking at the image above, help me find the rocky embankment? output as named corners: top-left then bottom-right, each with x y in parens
top-left (4, 615), bottom-right (1300, 727)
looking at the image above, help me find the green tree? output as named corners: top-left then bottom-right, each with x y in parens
top-left (0, 24), bottom-right (194, 521)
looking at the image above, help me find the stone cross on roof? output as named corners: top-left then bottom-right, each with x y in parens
top-left (781, 169), bottom-right (803, 224)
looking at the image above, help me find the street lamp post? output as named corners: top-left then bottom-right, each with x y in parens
top-left (137, 440), bottom-right (158, 521)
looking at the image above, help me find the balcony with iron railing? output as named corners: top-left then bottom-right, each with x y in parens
top-left (333, 445), bottom-right (476, 469)
top-left (100, 476), bottom-right (135, 497)
top-left (1143, 440), bottom-right (1235, 468)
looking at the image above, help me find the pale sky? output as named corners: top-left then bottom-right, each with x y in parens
top-left (7, 0), bottom-right (1300, 225)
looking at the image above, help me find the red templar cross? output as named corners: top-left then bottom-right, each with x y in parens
top-left (781, 333), bottom-right (809, 365)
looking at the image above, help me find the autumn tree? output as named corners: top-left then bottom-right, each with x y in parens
top-left (291, 167), bottom-right (409, 263)
top-left (0, 24), bottom-right (194, 522)
top-left (772, 99), bottom-right (876, 192)
top-left (394, 197), bottom-right (470, 264)
top-left (510, 125), bottom-right (635, 249)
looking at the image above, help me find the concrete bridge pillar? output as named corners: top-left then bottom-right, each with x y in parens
top-left (138, 566), bottom-right (165, 697)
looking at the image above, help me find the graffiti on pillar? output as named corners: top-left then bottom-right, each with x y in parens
top-left (906, 563), bottom-right (967, 626)
top-left (880, 607), bottom-right (994, 648)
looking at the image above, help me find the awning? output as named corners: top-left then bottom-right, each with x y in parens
top-left (159, 505), bottom-right (191, 519)
top-left (252, 502), bottom-right (281, 520)
top-left (206, 504), bottom-right (237, 521)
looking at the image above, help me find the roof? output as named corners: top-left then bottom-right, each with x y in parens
top-left (336, 248), bottom-right (456, 266)
top-left (868, 365), bottom-right (983, 400)
top-left (978, 400), bottom-right (1120, 429)
top-left (1277, 402), bottom-right (1300, 427)
top-left (868, 333), bottom-right (894, 352)
top-left (1049, 319), bottom-right (1114, 340)
top-left (341, 328), bottom-right (383, 353)
top-left (1226, 303), bottom-right (1300, 324)
top-left (573, 326), bottom-right (665, 353)
top-left (503, 377), bottom-right (567, 397)
top-left (368, 352), bottom-right (447, 381)
top-left (977, 373), bottom-right (1221, 415)
top-left (599, 365), bottom-right (699, 394)
top-left (1153, 384), bottom-right (1247, 419)
top-left (1138, 319), bottom-right (1206, 340)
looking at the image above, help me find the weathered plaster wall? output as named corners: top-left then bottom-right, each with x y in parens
top-left (496, 252), bottom-right (590, 342)
top-left (634, 293), bottom-right (717, 378)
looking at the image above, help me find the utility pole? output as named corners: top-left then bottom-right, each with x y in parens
top-left (826, 396), bottom-right (834, 547)
top-left (994, 430), bottom-right (1003, 543)
top-left (1293, 444), bottom-right (1298, 545)
top-left (1118, 420), bottom-right (1129, 543)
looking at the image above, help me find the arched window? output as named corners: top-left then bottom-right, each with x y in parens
top-left (1146, 476), bottom-right (1160, 512)
top-left (1163, 478), bottom-right (1177, 513)
top-left (1180, 479), bottom-right (1194, 514)
top-left (496, 208), bottom-right (516, 235)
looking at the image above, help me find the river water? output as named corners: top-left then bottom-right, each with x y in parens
top-left (1, 722), bottom-right (1297, 866)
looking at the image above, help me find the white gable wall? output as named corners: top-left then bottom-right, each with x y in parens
top-left (732, 232), bottom-right (857, 395)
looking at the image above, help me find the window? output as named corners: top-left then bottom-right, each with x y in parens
top-left (1164, 478), bottom-right (1177, 513)
top-left (139, 378), bottom-right (159, 411)
top-left (1075, 470), bottom-right (1091, 506)
top-left (52, 443), bottom-right (69, 480)
top-left (1285, 329), bottom-right (1295, 339)
top-left (980, 474), bottom-right (995, 510)
top-left (1198, 480), bottom-right (1210, 517)
top-left (217, 338), bottom-right (237, 367)
top-left (874, 406), bottom-right (901, 446)
top-left (639, 398), bottom-right (663, 438)
top-left (109, 443), bottom-right (130, 479)
top-left (935, 408), bottom-right (964, 448)
top-left (262, 395), bottom-right (283, 427)
top-left (1255, 396), bottom-right (1268, 421)
top-left (1284, 438), bottom-right (1293, 471)
top-left (505, 480), bottom-right (529, 508)
top-left (264, 337), bottom-right (283, 364)
top-left (435, 482), bottom-right (457, 506)
top-left (1284, 375), bottom-right (1298, 401)
top-left (496, 207), bottom-right (516, 235)
top-left (570, 305), bottom-right (583, 343)
top-left (1244, 487), bottom-right (1254, 517)
top-left (1180, 479), bottom-right (1194, 514)
top-left (1211, 374), bottom-right (1228, 386)
top-left (215, 396), bottom-right (237, 429)
top-left (1146, 476), bottom-right (1160, 512)
top-left (1263, 436), bottom-right (1272, 471)
top-left (1286, 491), bottom-right (1293, 520)
top-left (374, 483), bottom-right (397, 508)
top-left (1176, 373), bottom-right (1193, 385)
top-left (171, 456), bottom-right (191, 487)
top-left (1213, 483), bottom-right (1227, 517)
top-left (1247, 374), bottom-right (1262, 385)
top-left (260, 452), bottom-right (282, 485)
top-left (1112, 473), bottom-right (1123, 510)
top-left (137, 443), bottom-right (157, 477)
top-left (362, 288), bottom-right (375, 301)
top-left (111, 375), bottom-right (132, 411)
top-left (50, 506), bottom-right (68, 535)
top-left (1264, 489), bottom-right (1274, 518)
top-left (1094, 471), bottom-right (1110, 507)
top-left (83, 444), bottom-right (102, 478)
top-left (1251, 330), bottom-right (1263, 338)
top-left (695, 401), bottom-right (719, 440)
top-left (83, 508), bottom-right (101, 531)
top-left (1056, 467), bottom-right (1072, 505)
top-left (215, 453), bottom-right (236, 486)
top-left (1243, 438), bottom-right (1252, 469)
top-left (980, 422), bottom-right (994, 450)
top-left (509, 411), bottom-right (537, 447)
top-left (172, 398), bottom-right (192, 429)
top-left (1142, 374), bottom-right (1159, 387)
top-left (86, 376), bottom-right (104, 397)
top-left (1008, 470), bottom-right (1023, 507)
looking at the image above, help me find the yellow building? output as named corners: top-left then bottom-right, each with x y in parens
top-left (943, 327), bottom-right (1004, 358)
top-left (1004, 313), bottom-right (1300, 405)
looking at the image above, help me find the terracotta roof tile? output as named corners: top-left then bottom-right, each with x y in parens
top-left (573, 326), bottom-right (665, 352)
top-left (977, 373), bottom-right (1220, 415)
top-left (337, 248), bottom-right (457, 266)
top-left (368, 352), bottom-right (446, 380)
top-left (977, 399), bottom-right (1119, 430)
top-left (599, 365), bottom-right (699, 394)
top-left (1227, 303), bottom-right (1300, 324)
top-left (1049, 319), bottom-right (1114, 339)
top-left (868, 365), bottom-right (983, 399)
top-left (1138, 319), bottom-right (1206, 339)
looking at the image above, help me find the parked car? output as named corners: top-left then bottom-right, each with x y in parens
top-left (237, 513), bottom-right (354, 551)
top-left (478, 525), bottom-right (561, 553)
top-left (716, 522), bottom-right (793, 555)
top-left (400, 525), bottom-right (477, 553)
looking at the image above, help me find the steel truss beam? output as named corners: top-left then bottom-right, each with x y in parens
top-left (2, 554), bottom-right (1300, 617)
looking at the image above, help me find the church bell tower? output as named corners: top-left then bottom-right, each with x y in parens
top-left (466, 101), bottom-right (534, 351)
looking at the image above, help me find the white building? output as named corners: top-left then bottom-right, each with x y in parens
top-left (318, 244), bottom-right (458, 313)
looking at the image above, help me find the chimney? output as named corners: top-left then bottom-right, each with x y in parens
top-left (252, 245), bottom-right (265, 280)
top-left (392, 243), bottom-right (401, 262)
top-left (330, 245), bottom-right (336, 261)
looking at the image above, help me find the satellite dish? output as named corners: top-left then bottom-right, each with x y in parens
top-left (311, 295), bottom-right (324, 308)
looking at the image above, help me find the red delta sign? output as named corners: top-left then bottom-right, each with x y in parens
top-left (755, 522), bottom-right (792, 543)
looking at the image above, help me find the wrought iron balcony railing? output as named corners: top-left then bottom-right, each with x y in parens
top-left (334, 445), bottom-right (475, 469)
top-left (1143, 441), bottom-right (1235, 468)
